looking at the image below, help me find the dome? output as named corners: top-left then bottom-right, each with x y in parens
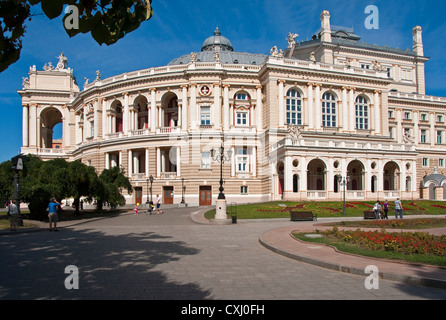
top-left (201, 27), bottom-right (234, 52)
top-left (422, 168), bottom-right (446, 187)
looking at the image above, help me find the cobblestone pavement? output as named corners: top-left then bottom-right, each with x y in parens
top-left (0, 207), bottom-right (445, 300)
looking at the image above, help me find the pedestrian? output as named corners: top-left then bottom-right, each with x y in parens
top-left (394, 197), bottom-right (403, 219)
top-left (134, 203), bottom-right (139, 215)
top-left (48, 198), bottom-right (61, 231)
top-left (155, 194), bottom-right (163, 215)
top-left (7, 200), bottom-right (19, 231)
top-left (382, 200), bottom-right (389, 219)
top-left (373, 200), bottom-right (381, 220)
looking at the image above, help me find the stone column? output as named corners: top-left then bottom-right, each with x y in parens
top-left (349, 88), bottom-right (355, 131)
top-left (213, 83), bottom-right (221, 129)
top-left (278, 80), bottom-right (285, 127)
top-left (315, 84), bottom-right (321, 130)
top-left (374, 90), bottom-right (381, 134)
top-left (150, 88), bottom-right (157, 131)
top-left (123, 93), bottom-right (129, 134)
top-left (223, 85), bottom-right (230, 131)
top-left (430, 111), bottom-right (435, 146)
top-left (190, 83), bottom-right (197, 129)
top-left (396, 108), bottom-right (402, 144)
top-left (256, 85), bottom-right (263, 129)
top-left (181, 85), bottom-right (188, 129)
top-left (342, 87), bottom-right (348, 132)
top-left (29, 104), bottom-right (37, 147)
top-left (22, 104), bottom-right (29, 147)
top-left (307, 83), bottom-right (314, 129)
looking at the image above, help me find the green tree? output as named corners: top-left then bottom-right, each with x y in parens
top-left (67, 160), bottom-right (99, 215)
top-left (94, 166), bottom-right (132, 211)
top-left (0, 0), bottom-right (153, 72)
top-left (0, 160), bottom-right (14, 205)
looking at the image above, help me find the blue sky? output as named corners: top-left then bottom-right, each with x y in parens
top-left (1, 0), bottom-right (446, 163)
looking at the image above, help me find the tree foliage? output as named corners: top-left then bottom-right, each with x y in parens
top-left (0, 155), bottom-right (133, 220)
top-left (0, 0), bottom-right (153, 72)
top-left (94, 166), bottom-right (133, 211)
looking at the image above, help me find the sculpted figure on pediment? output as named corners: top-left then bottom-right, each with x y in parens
top-left (56, 52), bottom-right (68, 70)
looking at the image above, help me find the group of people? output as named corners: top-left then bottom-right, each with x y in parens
top-left (134, 194), bottom-right (163, 215)
top-left (373, 198), bottom-right (403, 220)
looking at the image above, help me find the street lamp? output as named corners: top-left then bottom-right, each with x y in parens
top-left (210, 145), bottom-right (232, 200)
top-left (11, 154), bottom-right (27, 226)
top-left (181, 177), bottom-right (185, 204)
top-left (210, 144), bottom-right (232, 222)
top-left (337, 175), bottom-right (350, 216)
top-left (149, 175), bottom-right (153, 202)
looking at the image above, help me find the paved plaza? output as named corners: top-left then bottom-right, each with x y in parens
top-left (0, 207), bottom-right (445, 301)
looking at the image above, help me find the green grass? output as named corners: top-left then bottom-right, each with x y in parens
top-left (204, 200), bottom-right (446, 220)
top-left (293, 231), bottom-right (446, 267)
top-left (322, 218), bottom-right (446, 229)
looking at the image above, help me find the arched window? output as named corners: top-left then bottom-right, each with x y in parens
top-left (355, 96), bottom-right (369, 130)
top-left (234, 92), bottom-right (251, 126)
top-left (322, 92), bottom-right (337, 127)
top-left (293, 174), bottom-right (299, 193)
top-left (286, 89), bottom-right (302, 125)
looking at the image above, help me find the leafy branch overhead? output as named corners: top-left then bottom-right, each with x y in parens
top-left (0, 0), bottom-right (153, 72)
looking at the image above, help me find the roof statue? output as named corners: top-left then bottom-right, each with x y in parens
top-left (287, 33), bottom-right (299, 48)
top-left (55, 52), bottom-right (68, 70)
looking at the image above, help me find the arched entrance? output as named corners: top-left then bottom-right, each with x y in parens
top-left (347, 160), bottom-right (364, 191)
top-left (307, 159), bottom-right (326, 191)
top-left (40, 107), bottom-right (63, 149)
top-left (133, 95), bottom-right (149, 130)
top-left (383, 161), bottom-right (400, 191)
top-left (277, 161), bottom-right (284, 198)
top-left (161, 92), bottom-right (179, 128)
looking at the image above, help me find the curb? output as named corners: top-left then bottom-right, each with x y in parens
top-left (258, 232), bottom-right (446, 290)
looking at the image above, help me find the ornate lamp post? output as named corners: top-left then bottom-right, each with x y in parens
top-left (181, 177), bottom-right (185, 204)
top-left (210, 144), bottom-right (232, 222)
top-left (149, 175), bottom-right (153, 203)
top-left (11, 155), bottom-right (27, 226)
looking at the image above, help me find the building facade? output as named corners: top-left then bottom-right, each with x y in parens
top-left (19, 11), bottom-right (446, 206)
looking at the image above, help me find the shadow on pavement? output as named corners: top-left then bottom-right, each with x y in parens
top-left (0, 227), bottom-right (209, 300)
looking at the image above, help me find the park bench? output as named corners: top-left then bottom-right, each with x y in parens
top-left (290, 211), bottom-right (317, 222)
top-left (363, 210), bottom-right (380, 220)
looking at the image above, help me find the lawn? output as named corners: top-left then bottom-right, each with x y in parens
top-left (293, 226), bottom-right (446, 267)
top-left (204, 200), bottom-right (446, 220)
top-left (322, 218), bottom-right (446, 229)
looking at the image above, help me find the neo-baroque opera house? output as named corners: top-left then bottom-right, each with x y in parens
top-left (19, 11), bottom-right (446, 206)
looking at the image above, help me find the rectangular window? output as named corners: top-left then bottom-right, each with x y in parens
top-left (236, 147), bottom-right (249, 172)
top-left (422, 158), bottom-right (429, 167)
top-left (236, 112), bottom-right (248, 126)
top-left (240, 186), bottom-right (248, 195)
top-left (201, 151), bottom-right (210, 169)
top-left (404, 112), bottom-right (411, 120)
top-left (438, 115), bottom-right (444, 123)
top-left (421, 113), bottom-right (427, 121)
top-left (439, 159), bottom-right (445, 167)
top-left (437, 131), bottom-right (443, 144)
top-left (200, 106), bottom-right (211, 125)
top-left (420, 129), bottom-right (427, 143)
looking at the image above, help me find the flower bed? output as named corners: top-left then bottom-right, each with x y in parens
top-left (325, 227), bottom-right (446, 256)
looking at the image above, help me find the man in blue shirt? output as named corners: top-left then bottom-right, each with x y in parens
top-left (394, 198), bottom-right (403, 219)
top-left (48, 198), bottom-right (61, 231)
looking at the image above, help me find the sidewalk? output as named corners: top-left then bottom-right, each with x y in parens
top-left (259, 217), bottom-right (446, 290)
